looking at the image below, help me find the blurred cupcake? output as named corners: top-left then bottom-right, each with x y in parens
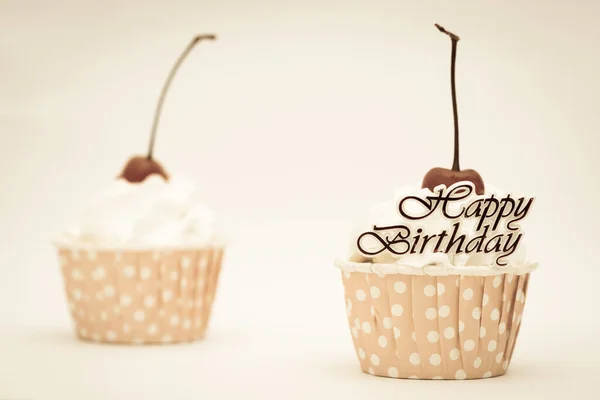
top-left (335, 183), bottom-right (536, 379)
top-left (54, 174), bottom-right (224, 344)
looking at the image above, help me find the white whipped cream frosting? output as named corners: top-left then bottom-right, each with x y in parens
top-left (55, 175), bottom-right (216, 249)
top-left (346, 182), bottom-right (535, 272)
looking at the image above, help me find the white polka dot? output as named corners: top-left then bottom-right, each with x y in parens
top-left (472, 307), bottom-right (481, 319)
top-left (352, 327), bottom-right (358, 338)
top-left (388, 367), bottom-right (399, 378)
top-left (199, 257), bottom-right (209, 270)
top-left (394, 281), bottom-right (407, 294)
top-left (488, 340), bottom-right (497, 351)
top-left (455, 369), bottom-right (467, 379)
top-left (429, 354), bottom-right (442, 366)
top-left (520, 292), bottom-right (526, 303)
top-left (79, 328), bottom-right (88, 337)
top-left (391, 304), bottom-right (404, 316)
top-left (393, 327), bottom-right (401, 339)
top-left (356, 289), bottom-right (366, 301)
top-left (370, 306), bottom-right (375, 316)
top-left (424, 285), bottom-right (436, 297)
top-left (427, 331), bottom-right (440, 343)
top-left (358, 348), bottom-right (366, 359)
top-left (104, 285), bottom-right (115, 297)
top-left (87, 250), bottom-right (97, 261)
top-left (506, 301), bottom-right (512, 312)
top-left (409, 375), bottom-right (419, 379)
top-left (482, 294), bottom-right (489, 306)
top-left (181, 256), bottom-right (191, 269)
top-left (507, 274), bottom-right (514, 283)
top-left (120, 295), bottom-right (132, 307)
top-left (91, 266), bottom-right (106, 281)
top-left (170, 270), bottom-right (179, 280)
top-left (123, 265), bottom-right (135, 278)
top-left (449, 348), bottom-right (460, 360)
top-left (503, 360), bottom-right (509, 370)
top-left (370, 354), bottom-right (380, 366)
top-left (426, 308), bottom-right (438, 320)
top-left (493, 276), bottom-right (502, 288)
top-left (106, 331), bottom-right (117, 341)
top-left (444, 327), bottom-right (455, 339)
top-left (459, 320), bottom-right (465, 332)
top-left (439, 305), bottom-right (450, 318)
top-left (378, 336), bottom-right (388, 348)
top-left (409, 353), bottom-right (421, 365)
top-left (383, 317), bottom-right (392, 329)
top-left (498, 322), bottom-right (506, 334)
top-left (354, 318), bottom-right (360, 329)
top-left (362, 322), bottom-right (372, 334)
top-left (491, 308), bottom-right (500, 321)
top-left (496, 352), bottom-right (504, 363)
top-left (346, 299), bottom-right (353, 316)
top-left (113, 305), bottom-right (121, 314)
top-left (147, 324), bottom-right (158, 336)
top-left (436, 282), bottom-right (446, 296)
top-left (368, 367), bottom-right (375, 375)
top-left (474, 357), bottom-right (482, 369)
top-left (180, 278), bottom-right (188, 289)
top-left (480, 326), bottom-right (487, 338)
top-left (138, 266), bottom-right (150, 280)
top-left (133, 310), bottom-right (145, 322)
top-left (370, 286), bottom-right (381, 298)
top-left (100, 311), bottom-right (108, 321)
top-left (483, 371), bottom-right (493, 378)
top-left (183, 319), bottom-right (191, 330)
top-left (432, 376), bottom-right (443, 380)
top-left (162, 290), bottom-right (173, 302)
top-left (144, 295), bottom-right (156, 308)
top-left (71, 268), bottom-right (84, 281)
top-left (411, 331), bottom-right (417, 341)
top-left (463, 288), bottom-right (473, 300)
top-left (464, 339), bottom-right (475, 351)
top-left (343, 271), bottom-right (351, 279)
top-left (123, 324), bottom-right (131, 333)
top-left (455, 277), bottom-right (460, 287)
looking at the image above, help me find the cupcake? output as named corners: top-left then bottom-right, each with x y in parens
top-left (335, 25), bottom-right (537, 379)
top-left (53, 34), bottom-right (224, 344)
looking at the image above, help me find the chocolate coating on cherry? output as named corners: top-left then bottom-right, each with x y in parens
top-left (422, 24), bottom-right (485, 195)
top-left (120, 34), bottom-right (217, 183)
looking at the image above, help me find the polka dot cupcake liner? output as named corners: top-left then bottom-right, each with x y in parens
top-left (57, 246), bottom-right (224, 344)
top-left (339, 267), bottom-right (530, 379)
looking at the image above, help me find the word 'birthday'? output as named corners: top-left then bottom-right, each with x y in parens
top-left (357, 183), bottom-right (535, 266)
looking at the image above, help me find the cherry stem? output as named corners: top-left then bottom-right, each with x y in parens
top-left (147, 33), bottom-right (217, 160)
top-left (435, 24), bottom-right (461, 172)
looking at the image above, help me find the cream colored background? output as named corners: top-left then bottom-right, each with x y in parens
top-left (1, 0), bottom-right (599, 399)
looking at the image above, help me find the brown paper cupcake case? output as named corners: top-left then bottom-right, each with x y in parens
top-left (57, 246), bottom-right (224, 344)
top-left (336, 260), bottom-right (535, 380)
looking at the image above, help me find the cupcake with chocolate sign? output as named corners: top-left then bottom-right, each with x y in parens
top-left (54, 34), bottom-right (224, 344)
top-left (335, 25), bottom-right (537, 379)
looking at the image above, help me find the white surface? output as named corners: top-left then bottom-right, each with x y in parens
top-left (1, 0), bottom-right (600, 399)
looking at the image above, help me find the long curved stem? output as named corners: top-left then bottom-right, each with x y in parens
top-left (147, 33), bottom-right (217, 160)
top-left (435, 24), bottom-right (461, 171)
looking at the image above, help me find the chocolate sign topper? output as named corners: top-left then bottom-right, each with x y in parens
top-left (357, 183), bottom-right (535, 266)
